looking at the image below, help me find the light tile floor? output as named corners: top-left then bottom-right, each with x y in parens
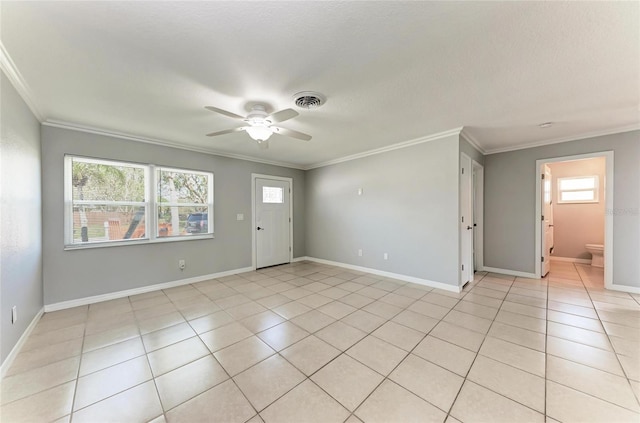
top-left (2, 261), bottom-right (639, 422)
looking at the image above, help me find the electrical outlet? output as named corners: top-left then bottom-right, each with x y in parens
top-left (358, 249), bottom-right (363, 257)
top-left (11, 306), bottom-right (17, 324)
top-left (383, 253), bottom-right (388, 260)
top-left (178, 259), bottom-right (186, 270)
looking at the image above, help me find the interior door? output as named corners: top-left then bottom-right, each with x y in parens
top-left (541, 164), bottom-right (554, 276)
top-left (255, 178), bottom-right (291, 269)
top-left (460, 153), bottom-right (473, 286)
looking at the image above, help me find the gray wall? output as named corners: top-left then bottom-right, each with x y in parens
top-left (1, 72), bottom-right (43, 363)
top-left (460, 136), bottom-right (485, 165)
top-left (41, 126), bottom-right (305, 304)
top-left (305, 135), bottom-right (461, 286)
top-left (484, 130), bottom-right (640, 288)
top-left (549, 157), bottom-right (605, 260)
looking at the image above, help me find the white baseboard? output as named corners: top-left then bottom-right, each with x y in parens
top-left (609, 283), bottom-right (640, 294)
top-left (480, 266), bottom-right (538, 279)
top-left (1, 307), bottom-right (44, 380)
top-left (44, 266), bottom-right (254, 312)
top-left (291, 256), bottom-right (308, 263)
top-left (300, 256), bottom-right (461, 293)
top-left (551, 257), bottom-right (592, 264)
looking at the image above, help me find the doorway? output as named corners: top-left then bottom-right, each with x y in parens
top-left (460, 154), bottom-right (484, 289)
top-left (472, 160), bottom-right (484, 272)
top-left (535, 152), bottom-right (613, 289)
top-left (252, 174), bottom-right (293, 269)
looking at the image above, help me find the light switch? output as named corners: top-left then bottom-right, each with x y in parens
top-left (237, 214), bottom-right (244, 221)
top-left (357, 188), bottom-right (363, 196)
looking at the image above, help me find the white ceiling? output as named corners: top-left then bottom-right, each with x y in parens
top-left (2, 1), bottom-right (638, 168)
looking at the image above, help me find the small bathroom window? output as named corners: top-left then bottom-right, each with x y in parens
top-left (557, 175), bottom-right (599, 204)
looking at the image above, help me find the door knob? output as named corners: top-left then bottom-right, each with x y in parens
top-left (257, 227), bottom-right (264, 231)
top-left (466, 226), bottom-right (473, 230)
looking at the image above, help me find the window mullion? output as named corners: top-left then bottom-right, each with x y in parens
top-left (149, 165), bottom-right (156, 241)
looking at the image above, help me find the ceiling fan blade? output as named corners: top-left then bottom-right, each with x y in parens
top-left (267, 108), bottom-right (299, 124)
top-left (204, 106), bottom-right (245, 120)
top-left (271, 126), bottom-right (312, 141)
top-left (206, 127), bottom-right (247, 137)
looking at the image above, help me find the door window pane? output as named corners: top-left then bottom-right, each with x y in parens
top-left (263, 187), bottom-right (284, 203)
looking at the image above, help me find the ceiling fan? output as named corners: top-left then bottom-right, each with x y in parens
top-left (205, 104), bottom-right (312, 149)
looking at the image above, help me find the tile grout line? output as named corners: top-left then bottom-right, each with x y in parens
top-left (442, 272), bottom-right (514, 420)
top-left (544, 269), bottom-right (550, 420)
top-left (65, 306), bottom-right (89, 423)
top-left (250, 271), bottom-right (454, 419)
top-left (575, 263), bottom-right (640, 410)
top-left (5, 262), bottom-right (638, 422)
top-left (467, 274), bottom-right (556, 416)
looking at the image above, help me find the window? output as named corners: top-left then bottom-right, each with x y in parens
top-left (557, 175), bottom-right (599, 204)
top-left (65, 156), bottom-right (213, 247)
top-left (157, 168), bottom-right (212, 237)
top-left (262, 186), bottom-right (284, 203)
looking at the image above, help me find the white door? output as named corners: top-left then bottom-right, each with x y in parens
top-left (541, 164), bottom-right (554, 276)
top-left (255, 178), bottom-right (291, 269)
top-left (460, 153), bottom-right (474, 286)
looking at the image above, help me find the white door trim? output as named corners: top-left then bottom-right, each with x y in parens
top-left (534, 151), bottom-right (614, 289)
top-left (472, 160), bottom-right (484, 271)
top-left (251, 174), bottom-right (294, 270)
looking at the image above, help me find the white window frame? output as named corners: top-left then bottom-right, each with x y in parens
top-left (557, 175), bottom-right (599, 204)
top-left (64, 156), bottom-right (214, 249)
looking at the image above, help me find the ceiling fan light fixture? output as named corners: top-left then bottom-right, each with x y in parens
top-left (245, 126), bottom-right (273, 141)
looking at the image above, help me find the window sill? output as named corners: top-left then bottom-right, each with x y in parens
top-left (64, 233), bottom-right (215, 251)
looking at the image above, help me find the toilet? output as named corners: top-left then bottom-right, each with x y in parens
top-left (585, 244), bottom-right (604, 268)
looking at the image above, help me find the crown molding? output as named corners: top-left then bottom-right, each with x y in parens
top-left (0, 41), bottom-right (44, 121)
top-left (42, 120), bottom-right (306, 170)
top-left (305, 127), bottom-right (464, 170)
top-left (460, 129), bottom-right (486, 154)
top-left (484, 123), bottom-right (640, 155)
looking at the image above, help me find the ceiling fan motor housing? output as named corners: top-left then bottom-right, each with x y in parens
top-left (246, 104), bottom-right (269, 126)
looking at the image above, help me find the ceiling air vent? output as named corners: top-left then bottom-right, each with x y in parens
top-left (293, 91), bottom-right (326, 109)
